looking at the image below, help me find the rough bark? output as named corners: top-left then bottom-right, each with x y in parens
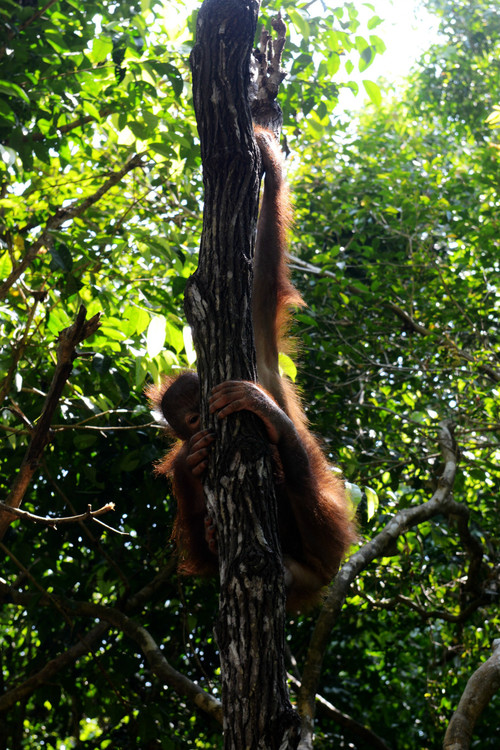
top-left (187, 1), bottom-right (299, 747)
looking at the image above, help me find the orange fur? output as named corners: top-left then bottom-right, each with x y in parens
top-left (150, 127), bottom-right (354, 610)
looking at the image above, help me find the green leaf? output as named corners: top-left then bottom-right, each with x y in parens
top-left (98, 325), bottom-right (125, 342)
top-left (486, 105), bottom-right (500, 128)
top-left (49, 244), bottom-right (73, 271)
top-left (150, 142), bottom-right (176, 159)
top-left (0, 252), bottom-right (13, 277)
top-left (369, 34), bottom-right (386, 54)
top-left (345, 482), bottom-right (362, 507)
top-left (0, 99), bottom-right (15, 124)
top-left (287, 8), bottom-right (310, 40)
top-left (166, 66), bottom-right (184, 98)
top-left (46, 308), bottom-right (72, 336)
top-left (0, 80), bottom-right (30, 103)
top-left (82, 99), bottom-right (101, 120)
top-left (165, 320), bottom-right (184, 353)
top-left (402, 392), bottom-right (415, 408)
top-left (142, 110), bottom-right (159, 131)
top-left (362, 79), bottom-right (382, 106)
top-left (135, 355), bottom-right (148, 389)
top-left (88, 36), bottom-right (113, 63)
top-left (365, 487), bottom-right (379, 520)
top-left (359, 45), bottom-right (374, 72)
top-left (124, 305), bottom-right (150, 336)
top-left (279, 352), bottom-right (297, 382)
top-left (367, 15), bottom-right (383, 30)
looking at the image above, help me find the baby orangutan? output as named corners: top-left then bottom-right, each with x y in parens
top-left (148, 127), bottom-right (354, 610)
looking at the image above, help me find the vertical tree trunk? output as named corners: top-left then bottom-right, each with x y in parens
top-left (187, 1), bottom-right (299, 747)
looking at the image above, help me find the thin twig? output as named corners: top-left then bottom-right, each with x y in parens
top-left (0, 501), bottom-right (115, 528)
top-left (0, 0), bottom-right (59, 59)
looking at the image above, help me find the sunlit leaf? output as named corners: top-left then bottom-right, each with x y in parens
top-left (279, 352), bottom-right (297, 382)
top-left (345, 482), bottom-right (362, 507)
top-left (362, 79), bottom-right (382, 106)
top-left (0, 79), bottom-right (30, 103)
top-left (183, 326), bottom-right (197, 365)
top-left (365, 487), bottom-right (379, 520)
top-left (147, 316), bottom-right (166, 358)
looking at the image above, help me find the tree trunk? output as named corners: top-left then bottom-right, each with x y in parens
top-left (187, 0), bottom-right (299, 747)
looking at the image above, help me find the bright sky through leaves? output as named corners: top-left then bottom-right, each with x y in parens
top-left (338, 0), bottom-right (440, 109)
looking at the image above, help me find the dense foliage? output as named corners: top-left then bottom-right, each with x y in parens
top-left (0, 0), bottom-right (498, 748)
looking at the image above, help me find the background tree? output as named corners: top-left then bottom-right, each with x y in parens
top-left (0, 0), bottom-right (498, 748)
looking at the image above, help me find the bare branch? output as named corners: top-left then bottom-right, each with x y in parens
top-left (444, 640), bottom-right (500, 750)
top-left (0, 501), bottom-right (115, 528)
top-left (0, 305), bottom-right (101, 539)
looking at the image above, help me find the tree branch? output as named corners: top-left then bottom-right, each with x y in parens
top-left (251, 12), bottom-right (287, 129)
top-left (288, 674), bottom-right (392, 750)
top-left (297, 420), bottom-right (460, 748)
top-left (188, 2), bottom-right (299, 746)
top-left (0, 621), bottom-right (110, 712)
top-left (0, 305), bottom-right (101, 539)
top-left (0, 560), bottom-right (177, 712)
top-left (0, 154), bottom-right (145, 300)
top-left (444, 640), bottom-right (500, 750)
top-left (0, 501), bottom-right (115, 528)
top-left (357, 590), bottom-right (488, 624)
top-left (290, 255), bottom-right (500, 383)
top-left (27, 108), bottom-right (113, 141)
top-left (0, 584), bottom-right (222, 724)
top-left (0, 0), bottom-right (59, 59)
top-left (0, 296), bottom-right (41, 403)
top-left (74, 601), bottom-right (223, 724)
